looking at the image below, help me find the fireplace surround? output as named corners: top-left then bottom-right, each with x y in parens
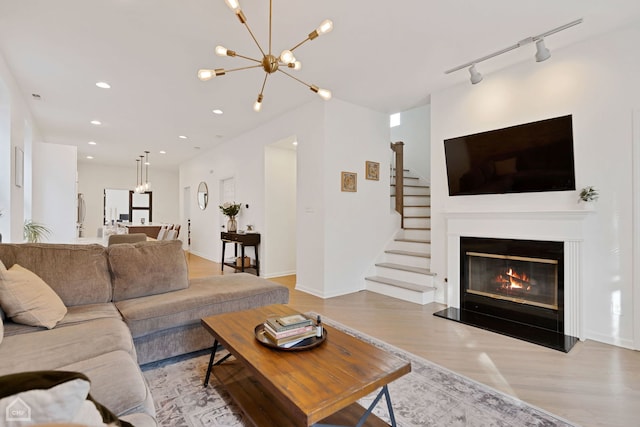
top-left (437, 210), bottom-right (589, 352)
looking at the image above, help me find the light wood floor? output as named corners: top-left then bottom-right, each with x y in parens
top-left (186, 252), bottom-right (640, 427)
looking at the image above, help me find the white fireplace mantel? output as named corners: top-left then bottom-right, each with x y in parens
top-left (445, 209), bottom-right (593, 340)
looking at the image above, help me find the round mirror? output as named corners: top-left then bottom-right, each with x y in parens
top-left (197, 182), bottom-right (208, 210)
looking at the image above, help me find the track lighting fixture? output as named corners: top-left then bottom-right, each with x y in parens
top-left (445, 18), bottom-right (582, 84)
top-left (198, 0), bottom-right (333, 112)
top-left (535, 39), bottom-right (551, 62)
top-left (469, 64), bottom-right (483, 85)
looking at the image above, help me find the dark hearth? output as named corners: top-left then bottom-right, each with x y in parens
top-left (435, 237), bottom-right (578, 352)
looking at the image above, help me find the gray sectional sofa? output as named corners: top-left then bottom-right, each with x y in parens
top-left (0, 240), bottom-right (289, 426)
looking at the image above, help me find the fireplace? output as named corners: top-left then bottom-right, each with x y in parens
top-left (435, 236), bottom-right (578, 352)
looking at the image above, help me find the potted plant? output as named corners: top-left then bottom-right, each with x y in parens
top-left (219, 202), bottom-right (241, 232)
top-left (578, 186), bottom-right (599, 207)
top-left (23, 220), bottom-right (52, 243)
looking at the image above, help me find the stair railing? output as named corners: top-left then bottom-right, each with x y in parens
top-left (390, 141), bottom-right (404, 228)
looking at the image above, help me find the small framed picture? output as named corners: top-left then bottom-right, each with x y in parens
top-left (366, 161), bottom-right (380, 181)
top-left (341, 171), bottom-right (357, 192)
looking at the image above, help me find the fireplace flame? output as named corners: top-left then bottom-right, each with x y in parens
top-left (496, 267), bottom-right (532, 291)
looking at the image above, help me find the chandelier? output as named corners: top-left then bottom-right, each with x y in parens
top-left (198, 0), bottom-right (333, 112)
top-left (134, 151), bottom-right (151, 194)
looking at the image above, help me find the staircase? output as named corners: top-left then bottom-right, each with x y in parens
top-left (364, 168), bottom-right (437, 304)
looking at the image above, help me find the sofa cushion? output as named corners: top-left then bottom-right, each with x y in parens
top-left (0, 370), bottom-right (133, 426)
top-left (0, 317), bottom-right (136, 376)
top-left (0, 243), bottom-right (112, 306)
top-left (116, 273), bottom-right (290, 338)
top-left (60, 350), bottom-right (155, 420)
top-left (108, 240), bottom-right (188, 302)
top-left (2, 303), bottom-right (122, 338)
top-left (0, 263), bottom-right (67, 329)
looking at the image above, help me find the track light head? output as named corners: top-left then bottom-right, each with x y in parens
top-left (469, 64), bottom-right (483, 85)
top-left (535, 39), bottom-right (551, 62)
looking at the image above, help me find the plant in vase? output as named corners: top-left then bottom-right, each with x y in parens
top-left (578, 186), bottom-right (599, 203)
top-left (219, 202), bottom-right (241, 232)
top-left (23, 220), bottom-right (52, 243)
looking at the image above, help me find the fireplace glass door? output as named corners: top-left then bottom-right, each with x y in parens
top-left (466, 251), bottom-right (558, 310)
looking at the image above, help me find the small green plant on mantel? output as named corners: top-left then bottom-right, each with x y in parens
top-left (578, 186), bottom-right (599, 203)
top-left (23, 220), bottom-right (51, 243)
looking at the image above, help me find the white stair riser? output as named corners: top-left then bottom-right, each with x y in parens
top-left (404, 206), bottom-right (430, 216)
top-left (384, 252), bottom-right (431, 269)
top-left (403, 217), bottom-right (431, 228)
top-left (401, 229), bottom-right (431, 240)
top-left (374, 266), bottom-right (435, 285)
top-left (391, 187), bottom-right (430, 196)
top-left (404, 195), bottom-right (430, 205)
top-left (389, 240), bottom-right (431, 253)
top-left (365, 280), bottom-right (435, 305)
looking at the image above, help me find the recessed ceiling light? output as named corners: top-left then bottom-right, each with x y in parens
top-left (292, 141), bottom-right (298, 146)
top-left (212, 109), bottom-right (223, 115)
top-left (178, 135), bottom-right (188, 139)
top-left (96, 81), bottom-right (111, 89)
top-left (32, 93), bottom-right (42, 100)
top-left (88, 141), bottom-right (97, 145)
top-left (86, 155), bottom-right (94, 159)
top-left (159, 150), bottom-right (167, 154)
top-left (90, 120), bottom-right (101, 125)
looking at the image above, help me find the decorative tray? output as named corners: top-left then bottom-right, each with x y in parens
top-left (254, 324), bottom-right (327, 351)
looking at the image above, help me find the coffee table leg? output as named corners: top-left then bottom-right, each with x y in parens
top-left (313, 385), bottom-right (397, 427)
top-left (203, 339), bottom-right (219, 387)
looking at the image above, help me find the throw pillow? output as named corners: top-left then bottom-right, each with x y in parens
top-left (0, 263), bottom-right (67, 329)
top-left (0, 371), bottom-right (133, 426)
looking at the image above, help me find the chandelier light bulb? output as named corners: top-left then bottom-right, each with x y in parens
top-left (317, 88), bottom-right (332, 100)
top-left (224, 0), bottom-right (241, 12)
top-left (197, 69), bottom-right (215, 81)
top-left (215, 45), bottom-right (228, 56)
top-left (253, 94), bottom-right (264, 112)
top-left (316, 19), bottom-right (333, 36)
top-left (280, 49), bottom-right (294, 64)
top-left (288, 61), bottom-right (302, 70)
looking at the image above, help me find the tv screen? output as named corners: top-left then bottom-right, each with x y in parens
top-left (444, 115), bottom-right (576, 196)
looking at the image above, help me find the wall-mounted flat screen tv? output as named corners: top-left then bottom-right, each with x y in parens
top-left (444, 115), bottom-right (576, 196)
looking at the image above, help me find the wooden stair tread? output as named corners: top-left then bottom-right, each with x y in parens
top-left (403, 227), bottom-right (431, 231)
top-left (365, 276), bottom-right (436, 293)
top-left (390, 184), bottom-right (430, 188)
top-left (403, 204), bottom-right (431, 208)
top-left (375, 262), bottom-right (435, 276)
top-left (403, 215), bottom-right (430, 219)
top-left (385, 249), bottom-right (430, 258)
top-left (395, 238), bottom-right (431, 244)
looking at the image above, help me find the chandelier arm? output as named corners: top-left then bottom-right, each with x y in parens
top-left (225, 64), bottom-right (264, 73)
top-left (277, 69), bottom-right (313, 89)
top-left (242, 21), bottom-right (266, 58)
top-left (259, 73), bottom-right (269, 95)
top-left (269, 0), bottom-right (272, 55)
top-left (288, 37), bottom-right (311, 53)
top-left (232, 53), bottom-right (262, 64)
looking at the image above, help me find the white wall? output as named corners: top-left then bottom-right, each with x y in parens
top-left (264, 143), bottom-right (296, 277)
top-left (180, 98), bottom-right (398, 296)
top-left (430, 24), bottom-right (640, 348)
top-left (32, 142), bottom-right (77, 242)
top-left (0, 51), bottom-right (41, 243)
top-left (390, 104), bottom-right (431, 182)
top-left (77, 162), bottom-right (179, 238)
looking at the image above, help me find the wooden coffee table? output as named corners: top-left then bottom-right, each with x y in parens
top-left (201, 305), bottom-right (411, 427)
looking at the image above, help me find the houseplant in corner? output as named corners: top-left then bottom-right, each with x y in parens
top-left (578, 186), bottom-right (599, 209)
top-left (219, 202), bottom-right (241, 232)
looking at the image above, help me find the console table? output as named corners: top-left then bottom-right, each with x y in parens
top-left (221, 232), bottom-right (260, 276)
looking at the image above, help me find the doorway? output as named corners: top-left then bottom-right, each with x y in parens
top-left (264, 135), bottom-right (297, 277)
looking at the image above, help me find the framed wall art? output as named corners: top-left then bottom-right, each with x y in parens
top-left (341, 171), bottom-right (357, 192)
top-left (366, 161), bottom-right (380, 181)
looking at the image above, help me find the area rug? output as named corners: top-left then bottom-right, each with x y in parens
top-left (141, 316), bottom-right (578, 427)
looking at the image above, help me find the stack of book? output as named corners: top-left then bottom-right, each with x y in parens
top-left (264, 314), bottom-right (317, 348)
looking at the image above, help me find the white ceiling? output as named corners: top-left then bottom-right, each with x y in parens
top-left (1, 0), bottom-right (639, 170)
